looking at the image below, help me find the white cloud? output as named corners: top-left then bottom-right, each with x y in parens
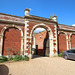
top-left (72, 24), bottom-right (75, 26)
top-left (34, 28), bottom-right (45, 33)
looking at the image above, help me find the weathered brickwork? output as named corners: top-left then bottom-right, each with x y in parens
top-left (27, 22), bottom-right (55, 54)
top-left (58, 33), bottom-right (67, 53)
top-left (0, 13), bottom-right (25, 55)
top-left (2, 27), bottom-right (21, 55)
top-left (71, 34), bottom-right (75, 48)
top-left (35, 31), bottom-right (49, 55)
top-left (58, 24), bottom-right (75, 53)
top-left (0, 8), bottom-right (75, 58)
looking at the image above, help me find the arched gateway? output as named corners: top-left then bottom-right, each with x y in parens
top-left (24, 8), bottom-right (58, 58)
top-left (30, 23), bottom-right (53, 57)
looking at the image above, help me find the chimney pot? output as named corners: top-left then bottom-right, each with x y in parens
top-left (52, 15), bottom-right (57, 22)
top-left (24, 8), bottom-right (30, 16)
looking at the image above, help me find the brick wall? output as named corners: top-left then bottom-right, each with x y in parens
top-left (71, 34), bottom-right (75, 48)
top-left (0, 13), bottom-right (25, 55)
top-left (2, 27), bottom-right (21, 55)
top-left (35, 31), bottom-right (49, 55)
top-left (58, 33), bottom-right (67, 53)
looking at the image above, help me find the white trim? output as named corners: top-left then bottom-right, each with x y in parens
top-left (24, 19), bottom-right (29, 55)
top-left (53, 25), bottom-right (58, 56)
top-left (0, 19), bottom-right (25, 25)
top-left (27, 28), bottom-right (29, 30)
top-left (27, 32), bottom-right (29, 34)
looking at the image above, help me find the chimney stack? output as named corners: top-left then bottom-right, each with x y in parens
top-left (52, 15), bottom-right (57, 22)
top-left (24, 8), bottom-right (30, 16)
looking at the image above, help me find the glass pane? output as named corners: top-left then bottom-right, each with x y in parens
top-left (67, 50), bottom-right (72, 53)
top-left (71, 50), bottom-right (75, 53)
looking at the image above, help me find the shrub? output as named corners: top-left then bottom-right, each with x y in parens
top-left (3, 56), bottom-right (8, 61)
top-left (0, 56), bottom-right (8, 63)
top-left (58, 51), bottom-right (63, 57)
top-left (0, 60), bottom-right (4, 63)
top-left (0, 56), bottom-right (4, 63)
top-left (58, 53), bottom-right (63, 57)
top-left (13, 55), bottom-right (22, 61)
top-left (23, 55), bottom-right (29, 61)
top-left (8, 57), bottom-right (13, 61)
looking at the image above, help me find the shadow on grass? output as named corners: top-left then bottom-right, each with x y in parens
top-left (0, 64), bottom-right (9, 75)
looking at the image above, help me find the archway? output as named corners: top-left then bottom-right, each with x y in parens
top-left (30, 23), bottom-right (53, 58)
top-left (1, 26), bottom-right (23, 55)
top-left (71, 34), bottom-right (75, 48)
top-left (58, 32), bottom-right (67, 53)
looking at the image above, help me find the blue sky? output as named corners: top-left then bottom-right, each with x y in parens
top-left (0, 0), bottom-right (75, 26)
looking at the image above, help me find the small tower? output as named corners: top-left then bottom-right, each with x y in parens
top-left (52, 15), bottom-right (57, 22)
top-left (24, 8), bottom-right (30, 16)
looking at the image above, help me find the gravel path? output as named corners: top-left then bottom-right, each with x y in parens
top-left (0, 57), bottom-right (75, 75)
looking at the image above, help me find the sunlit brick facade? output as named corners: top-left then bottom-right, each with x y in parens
top-left (0, 8), bottom-right (75, 58)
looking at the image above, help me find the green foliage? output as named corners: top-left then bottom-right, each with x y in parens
top-left (0, 55), bottom-right (29, 62)
top-left (0, 56), bottom-right (8, 63)
top-left (13, 55), bottom-right (22, 61)
top-left (13, 55), bottom-right (29, 61)
top-left (23, 55), bottom-right (29, 61)
top-left (58, 53), bottom-right (63, 57)
top-left (58, 51), bottom-right (63, 57)
top-left (8, 57), bottom-right (13, 61)
top-left (50, 16), bottom-right (52, 19)
top-left (0, 60), bottom-right (4, 63)
top-left (3, 56), bottom-right (8, 61)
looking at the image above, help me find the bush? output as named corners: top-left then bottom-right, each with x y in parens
top-left (3, 56), bottom-right (8, 61)
top-left (0, 60), bottom-right (4, 63)
top-left (0, 55), bottom-right (29, 62)
top-left (58, 53), bottom-right (63, 57)
top-left (58, 51), bottom-right (64, 57)
top-left (8, 57), bottom-right (13, 61)
top-left (0, 56), bottom-right (8, 63)
top-left (23, 55), bottom-right (29, 61)
top-left (13, 55), bottom-right (22, 61)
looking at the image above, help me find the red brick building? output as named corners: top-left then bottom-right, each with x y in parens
top-left (0, 8), bottom-right (75, 58)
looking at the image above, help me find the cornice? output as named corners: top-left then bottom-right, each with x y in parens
top-left (24, 15), bottom-right (57, 24)
top-left (58, 28), bottom-right (75, 32)
top-left (0, 19), bottom-right (25, 25)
